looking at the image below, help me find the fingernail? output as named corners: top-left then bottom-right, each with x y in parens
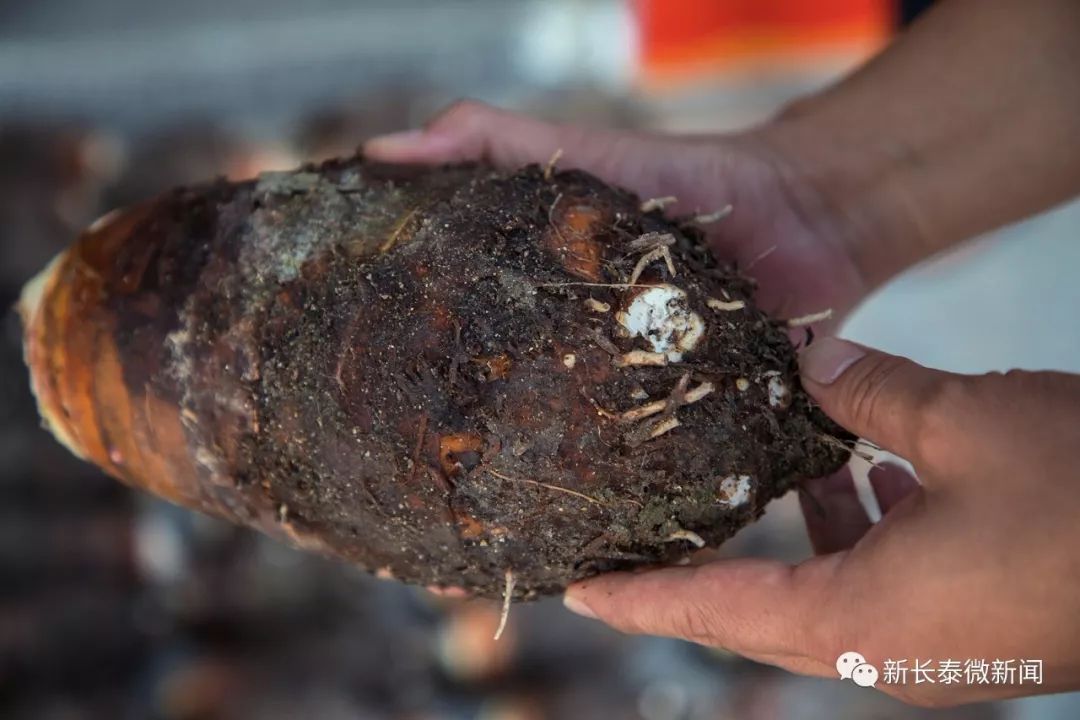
top-left (800, 337), bottom-right (865, 385)
top-left (363, 129), bottom-right (429, 154)
top-left (563, 593), bottom-right (598, 620)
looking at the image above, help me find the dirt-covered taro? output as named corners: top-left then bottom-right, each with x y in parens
top-left (19, 157), bottom-right (850, 599)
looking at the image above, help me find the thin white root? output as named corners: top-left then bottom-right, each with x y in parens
top-left (494, 569), bottom-right (516, 640)
top-left (485, 467), bottom-right (637, 508)
top-left (847, 446), bottom-right (884, 524)
top-left (614, 350), bottom-right (668, 367)
top-left (584, 298), bottom-right (610, 313)
top-left (744, 244), bottom-right (777, 272)
top-left (665, 529), bottom-right (706, 548)
top-left (543, 148), bottom-right (563, 181)
top-left (379, 208), bottom-right (420, 253)
top-left (660, 250), bottom-right (677, 277)
top-left (620, 381), bottom-right (714, 422)
top-left (538, 281), bottom-right (653, 289)
top-left (818, 433), bottom-right (878, 465)
top-left (707, 297), bottom-right (746, 312)
top-left (589, 398), bottom-right (621, 420)
top-left (685, 381), bottom-right (715, 404)
top-left (628, 246), bottom-right (676, 284)
top-left (786, 309), bottom-right (834, 327)
top-left (626, 253), bottom-right (648, 284)
top-left (691, 205), bottom-right (733, 225)
top-left (640, 196), bottom-right (678, 213)
top-left (648, 415), bottom-right (681, 439)
top-left (621, 399), bottom-right (666, 423)
top-left (627, 232), bottom-right (676, 252)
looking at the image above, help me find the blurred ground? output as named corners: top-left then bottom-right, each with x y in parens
top-left (1, 2), bottom-right (1077, 719)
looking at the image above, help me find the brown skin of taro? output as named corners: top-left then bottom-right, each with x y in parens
top-left (20, 158), bottom-right (850, 599)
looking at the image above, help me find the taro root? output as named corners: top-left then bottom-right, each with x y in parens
top-left (19, 157), bottom-right (850, 600)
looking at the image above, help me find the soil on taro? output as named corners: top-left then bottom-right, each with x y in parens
top-left (104, 158), bottom-right (852, 599)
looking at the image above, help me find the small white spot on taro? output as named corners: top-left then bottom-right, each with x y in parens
top-left (615, 284), bottom-right (705, 362)
top-left (767, 375), bottom-right (791, 408)
top-left (584, 298), bottom-right (610, 313)
top-left (735, 377), bottom-right (750, 392)
top-left (718, 475), bottom-right (752, 507)
top-left (562, 353), bottom-right (576, 369)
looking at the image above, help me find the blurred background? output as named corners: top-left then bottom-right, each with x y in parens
top-left (2, 1), bottom-right (1078, 718)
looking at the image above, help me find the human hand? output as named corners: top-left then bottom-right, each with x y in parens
top-left (367, 107), bottom-right (1080, 706)
top-left (364, 103), bottom-right (909, 606)
top-left (365, 101), bottom-right (902, 597)
top-left (561, 336), bottom-right (1080, 707)
top-left (364, 101), bottom-right (872, 328)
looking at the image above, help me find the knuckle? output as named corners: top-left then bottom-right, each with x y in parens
top-left (909, 375), bottom-right (973, 469)
top-left (840, 352), bottom-right (909, 433)
top-left (796, 561), bottom-right (866, 664)
top-left (428, 99), bottom-right (490, 131)
top-left (670, 601), bottom-right (723, 646)
top-left (792, 565), bottom-right (844, 655)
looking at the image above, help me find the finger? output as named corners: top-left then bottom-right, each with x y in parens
top-left (426, 585), bottom-right (470, 599)
top-left (364, 100), bottom-right (564, 164)
top-left (799, 467), bottom-right (873, 554)
top-left (563, 555), bottom-right (841, 668)
top-left (365, 100), bottom-right (622, 166)
top-left (869, 461), bottom-right (920, 514)
top-left (799, 337), bottom-right (961, 464)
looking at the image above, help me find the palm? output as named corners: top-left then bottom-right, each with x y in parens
top-left (366, 107), bottom-right (877, 558)
top-left (366, 103), bottom-right (868, 327)
top-left (561, 131), bottom-right (867, 329)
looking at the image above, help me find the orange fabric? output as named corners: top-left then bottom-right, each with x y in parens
top-left (635, 0), bottom-right (894, 85)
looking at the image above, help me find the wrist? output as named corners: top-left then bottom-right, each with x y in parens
top-left (748, 104), bottom-right (936, 291)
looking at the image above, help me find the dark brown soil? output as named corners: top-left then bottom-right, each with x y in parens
top-left (31, 157), bottom-right (851, 599)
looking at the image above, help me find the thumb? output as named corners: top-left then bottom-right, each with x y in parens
top-left (363, 99), bottom-right (653, 183)
top-left (799, 337), bottom-right (961, 464)
top-left (563, 556), bottom-right (843, 675)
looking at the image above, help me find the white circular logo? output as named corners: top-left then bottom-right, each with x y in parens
top-left (852, 662), bottom-right (879, 688)
top-left (835, 651), bottom-right (867, 680)
top-left (837, 651), bottom-right (878, 688)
